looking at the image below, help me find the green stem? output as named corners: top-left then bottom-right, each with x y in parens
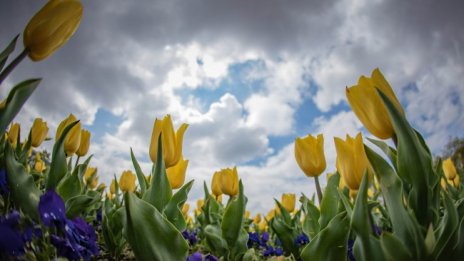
top-left (314, 176), bottom-right (323, 204)
top-left (0, 48), bottom-right (28, 85)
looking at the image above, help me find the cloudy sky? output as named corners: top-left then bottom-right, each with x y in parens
top-left (1, 0), bottom-right (463, 214)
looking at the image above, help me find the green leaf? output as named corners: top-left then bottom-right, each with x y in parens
top-left (365, 145), bottom-right (425, 260)
top-left (46, 120), bottom-right (79, 189)
top-left (130, 148), bottom-right (147, 194)
top-left (380, 232), bottom-right (412, 261)
top-left (124, 192), bottom-right (188, 261)
top-left (222, 180), bottom-right (247, 251)
top-left (0, 35), bottom-right (18, 71)
top-left (204, 224), bottom-right (229, 257)
top-left (0, 79), bottom-right (40, 133)
top-left (300, 212), bottom-right (350, 261)
top-left (56, 156), bottom-right (92, 201)
top-left (142, 135), bottom-right (172, 211)
top-left (338, 189), bottom-right (353, 217)
top-left (5, 143), bottom-right (41, 220)
top-left (318, 173), bottom-right (340, 229)
top-left (230, 228), bottom-right (249, 261)
top-left (431, 193), bottom-right (459, 260)
top-left (271, 213), bottom-right (300, 258)
top-left (378, 89), bottom-right (436, 227)
top-left (301, 196), bottom-right (320, 240)
top-left (163, 180), bottom-right (194, 231)
top-left (367, 138), bottom-right (398, 170)
top-left (65, 193), bottom-right (101, 218)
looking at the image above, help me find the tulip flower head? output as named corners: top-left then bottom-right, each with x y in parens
top-left (219, 167), bottom-right (239, 197)
top-left (253, 214), bottom-right (262, 224)
top-left (34, 153), bottom-right (46, 172)
top-left (76, 129), bottom-right (91, 157)
top-left (31, 118), bottom-right (49, 147)
top-left (346, 68), bottom-right (404, 139)
top-left (110, 179), bottom-right (117, 195)
top-left (443, 158), bottom-right (457, 180)
top-left (83, 167), bottom-right (98, 189)
top-left (23, 0), bottom-right (84, 61)
top-left (8, 123), bottom-right (21, 148)
top-left (334, 133), bottom-right (371, 190)
top-left (149, 115), bottom-right (188, 168)
top-left (295, 134), bottom-right (326, 177)
top-left (211, 171), bottom-right (223, 197)
top-left (281, 193), bottom-right (296, 213)
top-left (166, 156), bottom-right (189, 189)
top-left (182, 203), bottom-right (190, 216)
top-left (119, 170), bottom-right (136, 193)
top-left (56, 114), bottom-right (81, 156)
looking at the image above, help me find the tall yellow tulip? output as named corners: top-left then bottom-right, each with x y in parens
top-left (110, 179), bottom-right (117, 195)
top-left (182, 203), bottom-right (190, 216)
top-left (295, 134), bottom-right (326, 177)
top-left (219, 167), bottom-right (239, 197)
top-left (119, 170), bottom-right (136, 193)
top-left (346, 68), bottom-right (404, 139)
top-left (34, 153), bottom-right (46, 172)
top-left (8, 123), bottom-right (20, 148)
top-left (443, 158), bottom-right (457, 180)
top-left (23, 0), bottom-right (83, 61)
top-left (281, 193), bottom-right (296, 213)
top-left (76, 129), bottom-right (91, 157)
top-left (334, 133), bottom-right (371, 190)
top-left (31, 118), bottom-right (48, 147)
top-left (253, 214), bottom-right (262, 224)
top-left (211, 171), bottom-right (223, 197)
top-left (56, 114), bottom-right (81, 156)
top-left (149, 115), bottom-right (188, 168)
top-left (166, 156), bottom-right (189, 189)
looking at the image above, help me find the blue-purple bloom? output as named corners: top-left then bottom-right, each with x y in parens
top-left (0, 169), bottom-right (8, 195)
top-left (204, 254), bottom-right (220, 261)
top-left (0, 211), bottom-right (25, 256)
top-left (247, 232), bottom-right (260, 248)
top-left (294, 233), bottom-right (309, 247)
top-left (186, 252), bottom-right (202, 261)
top-left (182, 229), bottom-right (198, 246)
top-left (347, 239), bottom-right (356, 261)
top-left (39, 189), bottom-right (67, 227)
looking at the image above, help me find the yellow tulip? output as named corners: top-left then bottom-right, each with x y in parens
top-left (441, 178), bottom-right (447, 190)
top-left (334, 133), bottom-right (371, 190)
top-left (166, 156), bottom-right (189, 189)
top-left (149, 115), bottom-right (188, 168)
top-left (346, 68), bottom-right (404, 139)
top-left (281, 193), bottom-right (296, 213)
top-left (219, 167), bottom-right (239, 197)
top-left (211, 171), bottom-right (223, 197)
top-left (8, 123), bottom-right (20, 148)
top-left (197, 199), bottom-right (204, 210)
top-left (110, 179), bottom-right (117, 194)
top-left (294, 134), bottom-right (326, 177)
top-left (76, 129), bottom-right (91, 157)
top-left (453, 175), bottom-right (460, 188)
top-left (245, 210), bottom-right (250, 219)
top-left (83, 167), bottom-right (98, 189)
top-left (258, 220), bottom-right (268, 232)
top-left (97, 183), bottom-right (106, 192)
top-left (34, 153), bottom-right (46, 172)
top-left (31, 118), bottom-right (48, 147)
top-left (119, 170), bottom-right (136, 193)
top-left (253, 214), bottom-right (262, 224)
top-left (23, 0), bottom-right (83, 61)
top-left (266, 209), bottom-right (276, 221)
top-left (443, 158), bottom-right (457, 180)
top-left (56, 114), bottom-right (81, 156)
top-left (216, 194), bottom-right (223, 204)
top-left (182, 203), bottom-right (190, 216)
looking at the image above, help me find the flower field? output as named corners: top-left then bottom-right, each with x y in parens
top-left (1, 1), bottom-right (463, 261)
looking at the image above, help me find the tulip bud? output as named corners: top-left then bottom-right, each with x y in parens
top-left (281, 193), bottom-right (296, 213)
top-left (334, 133), bottom-right (371, 190)
top-left (76, 129), bottom-right (91, 157)
top-left (23, 0), bottom-right (83, 61)
top-left (219, 167), bottom-right (239, 197)
top-left (258, 220), bottom-right (268, 232)
top-left (149, 115), bottom-right (188, 168)
top-left (443, 158), bottom-right (457, 180)
top-left (83, 167), bottom-right (98, 189)
top-left (166, 156), bottom-right (188, 189)
top-left (253, 214), bottom-right (262, 224)
top-left (34, 153), bottom-right (46, 172)
top-left (182, 203), bottom-right (190, 216)
top-left (454, 175), bottom-right (461, 188)
top-left (197, 199), bottom-right (204, 210)
top-left (211, 171), bottom-right (223, 197)
top-left (295, 134), bottom-right (326, 177)
top-left (110, 179), bottom-right (117, 195)
top-left (346, 68), bottom-right (404, 139)
top-left (31, 118), bottom-right (48, 147)
top-left (245, 210), bottom-right (250, 219)
top-left (56, 114), bottom-right (81, 156)
top-left (8, 123), bottom-right (20, 148)
top-left (119, 170), bottom-right (136, 193)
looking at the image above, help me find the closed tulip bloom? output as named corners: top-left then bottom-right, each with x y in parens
top-left (258, 220), bottom-right (268, 232)
top-left (149, 115), bottom-right (188, 168)
top-left (219, 167), bottom-right (239, 197)
top-left (23, 0), bottom-right (83, 61)
top-left (166, 156), bottom-right (189, 189)
top-left (453, 175), bottom-right (460, 188)
top-left (197, 199), bottom-right (204, 210)
top-left (83, 167), bottom-right (98, 189)
top-left (76, 129), bottom-right (91, 157)
top-left (443, 158), bottom-right (457, 180)
top-left (119, 170), bottom-right (136, 193)
top-left (335, 133), bottom-right (371, 190)
top-left (281, 193), bottom-right (296, 212)
top-left (346, 68), bottom-right (404, 139)
top-left (211, 171), bottom-right (223, 197)
top-left (56, 114), bottom-right (81, 156)
top-left (245, 211), bottom-right (250, 219)
top-left (31, 118), bottom-right (49, 147)
top-left (8, 123), bottom-right (20, 148)
top-left (34, 153), bottom-right (46, 172)
top-left (253, 214), bottom-right (262, 224)
top-left (295, 134), bottom-right (326, 177)
top-left (110, 179), bottom-right (117, 195)
top-left (182, 204), bottom-right (190, 216)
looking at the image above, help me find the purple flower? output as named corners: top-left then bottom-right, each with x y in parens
top-left (0, 169), bottom-right (8, 195)
top-left (182, 229), bottom-right (198, 246)
top-left (294, 233), bottom-right (309, 247)
top-left (247, 232), bottom-right (260, 248)
top-left (0, 211), bottom-right (25, 256)
top-left (186, 252), bottom-right (202, 261)
top-left (373, 225), bottom-right (382, 236)
top-left (261, 232), bottom-right (269, 243)
top-left (263, 245), bottom-right (275, 257)
top-left (274, 247), bottom-right (284, 256)
top-left (204, 254), bottom-right (220, 261)
top-left (347, 239), bottom-right (356, 261)
top-left (39, 190), bottom-right (67, 227)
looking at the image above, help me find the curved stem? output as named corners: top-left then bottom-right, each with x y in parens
top-left (0, 48), bottom-right (28, 85)
top-left (314, 175), bottom-right (323, 204)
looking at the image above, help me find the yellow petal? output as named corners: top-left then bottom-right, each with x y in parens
top-left (119, 170), bottom-right (136, 192)
top-left (166, 157), bottom-right (188, 189)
